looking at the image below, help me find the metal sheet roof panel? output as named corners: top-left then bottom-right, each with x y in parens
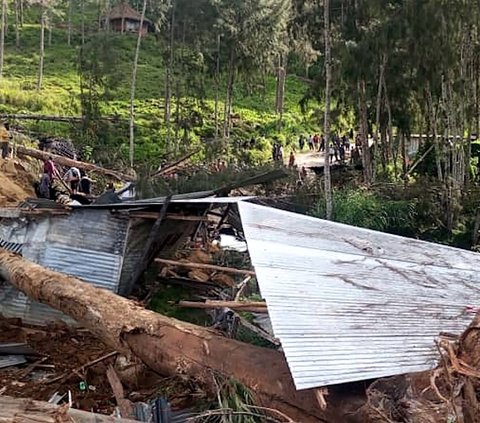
top-left (42, 245), bottom-right (122, 291)
top-left (238, 202), bottom-right (480, 389)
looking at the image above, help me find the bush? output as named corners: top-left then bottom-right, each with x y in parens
top-left (310, 188), bottom-right (417, 236)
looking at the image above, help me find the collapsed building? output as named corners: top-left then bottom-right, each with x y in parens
top-left (1, 193), bottom-right (480, 405)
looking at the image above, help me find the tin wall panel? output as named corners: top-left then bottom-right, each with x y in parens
top-left (238, 202), bottom-right (480, 390)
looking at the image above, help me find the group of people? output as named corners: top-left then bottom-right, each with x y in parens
top-left (272, 142), bottom-right (284, 162)
top-left (298, 133), bottom-right (353, 164)
top-left (299, 134), bottom-right (326, 152)
top-left (36, 156), bottom-right (93, 200)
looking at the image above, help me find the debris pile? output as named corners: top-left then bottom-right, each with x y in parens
top-left (0, 318), bottom-right (205, 420)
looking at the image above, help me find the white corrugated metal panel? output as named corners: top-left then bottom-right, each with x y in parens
top-left (238, 202), bottom-right (480, 390)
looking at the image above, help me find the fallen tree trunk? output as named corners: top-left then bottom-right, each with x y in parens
top-left (0, 250), bottom-right (335, 422)
top-left (0, 113), bottom-right (127, 124)
top-left (16, 145), bottom-right (136, 182)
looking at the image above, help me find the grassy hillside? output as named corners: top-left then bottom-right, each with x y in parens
top-left (0, 22), bottom-right (326, 167)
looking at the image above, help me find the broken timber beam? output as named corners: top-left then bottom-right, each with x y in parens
top-left (155, 258), bottom-right (256, 276)
top-left (179, 300), bottom-right (268, 314)
top-left (150, 149), bottom-right (201, 178)
top-left (0, 395), bottom-right (137, 422)
top-left (0, 249), bottom-right (328, 422)
top-left (16, 145), bottom-right (136, 182)
top-left (129, 211), bottom-right (209, 222)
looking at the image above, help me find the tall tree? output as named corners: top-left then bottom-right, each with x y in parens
top-left (14, 0), bottom-right (20, 48)
top-left (214, 0), bottom-right (291, 138)
top-left (323, 0), bottom-right (332, 219)
top-left (128, 0), bottom-right (147, 168)
top-left (67, 0), bottom-right (72, 45)
top-left (36, 3), bottom-right (46, 90)
top-left (0, 0), bottom-right (6, 80)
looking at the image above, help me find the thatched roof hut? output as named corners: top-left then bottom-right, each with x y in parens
top-left (106, 2), bottom-right (152, 35)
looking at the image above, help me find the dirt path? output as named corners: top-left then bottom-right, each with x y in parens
top-left (294, 150), bottom-right (326, 168)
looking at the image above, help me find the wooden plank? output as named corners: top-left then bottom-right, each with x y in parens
top-left (129, 211), bottom-right (209, 222)
top-left (234, 312), bottom-right (280, 346)
top-left (16, 146), bottom-right (135, 182)
top-left (179, 300), bottom-right (268, 313)
top-left (155, 258), bottom-right (256, 276)
top-left (106, 365), bottom-right (134, 419)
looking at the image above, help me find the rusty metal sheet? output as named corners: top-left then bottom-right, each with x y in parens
top-left (238, 202), bottom-right (480, 389)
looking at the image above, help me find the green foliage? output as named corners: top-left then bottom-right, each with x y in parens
top-left (148, 284), bottom-right (210, 326)
top-left (210, 377), bottom-right (262, 423)
top-left (310, 189), bottom-right (417, 236)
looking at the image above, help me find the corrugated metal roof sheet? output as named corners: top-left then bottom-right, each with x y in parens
top-left (42, 245), bottom-right (122, 291)
top-left (238, 202), bottom-right (480, 390)
top-left (0, 355), bottom-right (26, 369)
top-left (0, 238), bottom-right (23, 254)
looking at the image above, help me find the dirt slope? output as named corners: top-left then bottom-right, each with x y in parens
top-left (0, 159), bottom-right (36, 206)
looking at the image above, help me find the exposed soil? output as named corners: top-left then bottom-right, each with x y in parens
top-left (0, 159), bottom-right (36, 206)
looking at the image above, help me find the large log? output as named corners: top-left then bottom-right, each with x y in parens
top-left (16, 145), bottom-right (136, 182)
top-left (0, 249), bottom-right (335, 422)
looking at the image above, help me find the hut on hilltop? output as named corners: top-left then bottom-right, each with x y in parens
top-left (105, 2), bottom-right (152, 35)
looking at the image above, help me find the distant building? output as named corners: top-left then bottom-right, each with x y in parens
top-left (105, 2), bottom-right (152, 35)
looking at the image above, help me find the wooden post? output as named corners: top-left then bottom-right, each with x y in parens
top-left (127, 196), bottom-right (171, 291)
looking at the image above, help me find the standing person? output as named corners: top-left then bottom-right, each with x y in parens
top-left (329, 143), bottom-right (335, 164)
top-left (289, 151), bottom-right (296, 168)
top-left (313, 134), bottom-right (319, 151)
top-left (272, 143), bottom-right (278, 161)
top-left (299, 135), bottom-right (305, 151)
top-left (0, 123), bottom-right (11, 159)
top-left (43, 156), bottom-right (57, 181)
top-left (79, 172), bottom-right (94, 195)
top-left (320, 135), bottom-right (325, 152)
top-left (308, 135), bottom-right (314, 151)
top-left (278, 144), bottom-right (284, 162)
top-left (63, 166), bottom-right (81, 193)
top-left (339, 144), bottom-right (346, 162)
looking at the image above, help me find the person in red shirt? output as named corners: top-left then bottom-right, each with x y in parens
top-left (43, 157), bottom-right (57, 181)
